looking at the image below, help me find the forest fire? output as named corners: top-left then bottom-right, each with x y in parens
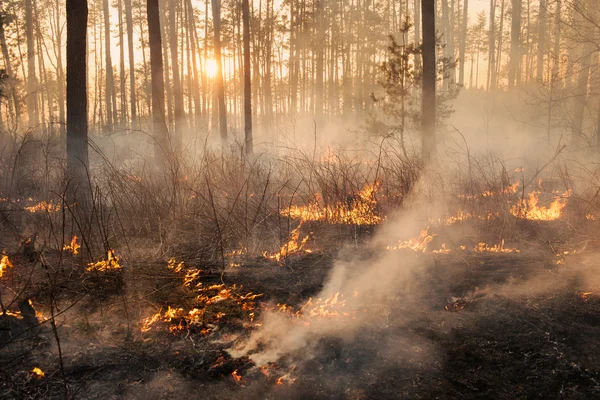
top-left (459, 182), bottom-right (520, 200)
top-left (280, 183), bottom-right (383, 225)
top-left (63, 235), bottom-right (80, 255)
top-left (0, 254), bottom-right (13, 278)
top-left (23, 200), bottom-right (61, 213)
top-left (386, 227), bottom-right (435, 252)
top-left (473, 240), bottom-right (520, 253)
top-left (510, 190), bottom-right (570, 221)
top-left (31, 367), bottom-right (44, 378)
top-left (263, 222), bottom-right (312, 262)
top-left (86, 250), bottom-right (122, 272)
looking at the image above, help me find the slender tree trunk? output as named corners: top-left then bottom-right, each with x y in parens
top-left (536, 0), bottom-right (547, 81)
top-left (508, 0), bottom-right (521, 89)
top-left (169, 0), bottom-right (185, 148)
top-left (103, 0), bottom-right (114, 128)
top-left (118, 0), bottom-right (127, 125)
top-left (487, 0), bottom-right (496, 91)
top-left (0, 19), bottom-right (20, 128)
top-left (125, 0), bottom-right (137, 127)
top-left (66, 0), bottom-right (90, 203)
top-left (148, 0), bottom-right (170, 158)
top-left (459, 0), bottom-right (469, 86)
top-left (242, 0), bottom-right (253, 155)
top-left (25, 0), bottom-right (40, 128)
top-left (211, 0), bottom-right (228, 146)
top-left (421, 0), bottom-right (436, 162)
top-left (315, 0), bottom-right (325, 125)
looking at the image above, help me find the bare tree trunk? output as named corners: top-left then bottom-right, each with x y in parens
top-left (118, 0), bottom-right (127, 125)
top-left (211, 0), bottom-right (228, 146)
top-left (25, 0), bottom-right (40, 128)
top-left (459, 0), bottom-right (469, 86)
top-left (487, 0), bottom-right (496, 91)
top-left (508, 0), bottom-right (521, 89)
top-left (148, 0), bottom-right (170, 158)
top-left (421, 0), bottom-right (436, 162)
top-left (103, 0), bottom-right (114, 128)
top-left (315, 0), bottom-right (324, 125)
top-left (169, 0), bottom-right (185, 149)
top-left (0, 17), bottom-right (20, 128)
top-left (242, 0), bottom-right (253, 155)
top-left (66, 0), bottom-right (90, 203)
top-left (125, 0), bottom-right (137, 127)
top-left (536, 0), bottom-right (547, 81)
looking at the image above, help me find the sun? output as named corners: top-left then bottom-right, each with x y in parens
top-left (205, 59), bottom-right (218, 78)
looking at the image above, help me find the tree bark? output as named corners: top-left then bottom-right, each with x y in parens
top-left (421, 0), bottom-right (436, 162)
top-left (66, 0), bottom-right (90, 202)
top-left (103, 0), bottom-right (114, 128)
top-left (508, 0), bottom-right (522, 89)
top-left (125, 0), bottom-right (137, 126)
top-left (459, 0), bottom-right (469, 86)
top-left (536, 0), bottom-right (547, 81)
top-left (169, 0), bottom-right (185, 148)
top-left (25, 0), bottom-right (40, 128)
top-left (211, 0), bottom-right (228, 146)
top-left (147, 0), bottom-right (170, 158)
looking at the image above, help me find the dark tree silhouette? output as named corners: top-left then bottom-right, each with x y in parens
top-left (421, 0), bottom-right (436, 162)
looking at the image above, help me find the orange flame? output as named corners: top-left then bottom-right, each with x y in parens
top-left (63, 235), bottom-right (80, 255)
top-left (510, 190), bottom-right (570, 221)
top-left (86, 249), bottom-right (122, 272)
top-left (263, 222), bottom-right (312, 262)
top-left (386, 227), bottom-right (435, 252)
top-left (0, 254), bottom-right (13, 278)
top-left (31, 367), bottom-right (44, 378)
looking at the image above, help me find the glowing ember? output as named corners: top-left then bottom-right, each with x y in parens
top-left (63, 235), bottom-right (80, 255)
top-left (24, 200), bottom-right (61, 213)
top-left (0, 254), bottom-right (14, 278)
top-left (86, 249), bottom-right (122, 272)
top-left (275, 365), bottom-right (297, 385)
top-left (432, 243), bottom-right (452, 254)
top-left (31, 367), bottom-right (44, 378)
top-left (280, 183), bottom-right (383, 225)
top-left (459, 182), bottom-right (520, 200)
top-left (510, 190), bottom-right (570, 221)
top-left (580, 292), bottom-right (592, 302)
top-left (263, 222), bottom-right (312, 262)
top-left (586, 213), bottom-right (595, 221)
top-left (386, 227), bottom-right (435, 252)
top-left (473, 239), bottom-right (519, 253)
top-left (231, 370), bottom-right (242, 383)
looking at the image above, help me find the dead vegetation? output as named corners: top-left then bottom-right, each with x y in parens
top-left (1, 139), bottom-right (600, 398)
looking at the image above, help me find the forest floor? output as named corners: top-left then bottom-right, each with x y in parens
top-left (2, 219), bottom-right (600, 399)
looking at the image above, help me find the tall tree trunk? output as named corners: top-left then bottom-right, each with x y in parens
top-left (0, 17), bottom-right (20, 128)
top-left (66, 0), bottom-right (90, 203)
top-left (25, 0), bottom-right (40, 128)
top-left (421, 0), bottom-right (436, 162)
top-left (125, 0), bottom-right (137, 126)
top-left (459, 0), bottom-right (469, 86)
top-left (571, 0), bottom-right (593, 146)
top-left (487, 0), bottom-right (496, 91)
top-left (536, 0), bottom-right (547, 81)
top-left (118, 0), bottom-right (127, 125)
top-left (508, 0), bottom-right (521, 89)
top-left (159, 0), bottom-right (173, 129)
top-left (103, 0), bottom-right (114, 128)
top-left (315, 0), bottom-right (325, 124)
top-left (186, 0), bottom-right (201, 129)
top-left (211, 0), bottom-right (228, 146)
top-left (242, 0), bottom-right (252, 155)
top-left (169, 0), bottom-right (185, 148)
top-left (148, 0), bottom-right (170, 158)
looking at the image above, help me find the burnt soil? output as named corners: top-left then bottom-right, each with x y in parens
top-left (1, 244), bottom-right (600, 399)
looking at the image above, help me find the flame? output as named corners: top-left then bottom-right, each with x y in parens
top-left (473, 239), bottom-right (519, 253)
top-left (63, 236), bottom-right (80, 255)
top-left (31, 367), bottom-right (44, 378)
top-left (24, 200), bottom-right (61, 213)
top-left (586, 213), bottom-right (595, 221)
top-left (459, 182), bottom-right (520, 200)
top-left (275, 365), bottom-right (297, 385)
top-left (0, 254), bottom-right (14, 278)
top-left (280, 183), bottom-right (383, 225)
top-left (510, 190), bottom-right (570, 221)
top-left (86, 249), bottom-right (122, 272)
top-left (386, 227), bottom-right (435, 252)
top-left (231, 370), bottom-right (242, 383)
top-left (432, 243), bottom-right (451, 254)
top-left (580, 292), bottom-right (592, 302)
top-left (263, 222), bottom-right (312, 262)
